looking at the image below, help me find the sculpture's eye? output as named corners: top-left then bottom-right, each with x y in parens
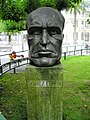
top-left (49, 30), bottom-right (58, 35)
top-left (48, 27), bottom-right (61, 36)
top-left (29, 27), bottom-right (41, 35)
top-left (32, 30), bottom-right (40, 35)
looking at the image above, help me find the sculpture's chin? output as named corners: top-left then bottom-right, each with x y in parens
top-left (30, 57), bottom-right (60, 67)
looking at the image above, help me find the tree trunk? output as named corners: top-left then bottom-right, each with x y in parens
top-left (73, 9), bottom-right (77, 44)
top-left (8, 32), bottom-right (12, 43)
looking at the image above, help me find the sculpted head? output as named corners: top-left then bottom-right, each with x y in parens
top-left (26, 7), bottom-right (65, 67)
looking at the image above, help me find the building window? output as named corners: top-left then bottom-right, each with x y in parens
top-left (11, 34), bottom-right (18, 41)
top-left (85, 21), bottom-right (90, 28)
top-left (81, 32), bottom-right (84, 40)
top-left (85, 12), bottom-right (89, 17)
top-left (76, 32), bottom-right (78, 40)
top-left (73, 21), bottom-right (78, 27)
top-left (85, 32), bottom-right (89, 42)
top-left (73, 32), bottom-right (78, 41)
top-left (81, 21), bottom-right (84, 28)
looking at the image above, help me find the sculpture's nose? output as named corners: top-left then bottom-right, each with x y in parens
top-left (40, 29), bottom-right (50, 46)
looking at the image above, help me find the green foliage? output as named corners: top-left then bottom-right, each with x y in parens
top-left (87, 18), bottom-right (90, 24)
top-left (0, 0), bottom-right (27, 33)
top-left (0, 0), bottom-right (83, 21)
top-left (5, 20), bottom-right (26, 32)
top-left (55, 0), bottom-right (67, 10)
top-left (24, 0), bottom-right (41, 13)
top-left (0, 0), bottom-right (83, 33)
top-left (66, 0), bottom-right (83, 10)
top-left (0, 20), bottom-right (26, 33)
top-left (1, 0), bottom-right (26, 22)
top-left (86, 1), bottom-right (90, 24)
top-left (39, 0), bottom-right (56, 8)
top-left (24, 0), bottom-right (68, 13)
top-left (0, 20), bottom-right (6, 32)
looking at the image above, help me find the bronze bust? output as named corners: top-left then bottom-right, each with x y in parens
top-left (26, 7), bottom-right (65, 67)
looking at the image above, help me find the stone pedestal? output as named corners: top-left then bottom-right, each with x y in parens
top-left (25, 65), bottom-right (63, 120)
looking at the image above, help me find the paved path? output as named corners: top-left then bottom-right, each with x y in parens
top-left (8, 64), bottom-right (28, 73)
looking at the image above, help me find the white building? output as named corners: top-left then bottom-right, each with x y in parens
top-left (62, 4), bottom-right (90, 46)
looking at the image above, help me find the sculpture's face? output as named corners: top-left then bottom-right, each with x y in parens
top-left (26, 7), bottom-right (65, 67)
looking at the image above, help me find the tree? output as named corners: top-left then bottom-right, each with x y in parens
top-left (0, 0), bottom-right (27, 42)
top-left (39, 0), bottom-right (56, 8)
top-left (1, 0), bottom-right (26, 22)
top-left (0, 0), bottom-right (84, 43)
top-left (24, 0), bottom-right (41, 13)
top-left (87, 17), bottom-right (90, 24)
top-left (3, 20), bottom-right (26, 42)
top-left (54, 0), bottom-right (86, 44)
top-left (86, 1), bottom-right (90, 24)
top-left (0, 0), bottom-right (67, 32)
top-left (66, 0), bottom-right (85, 44)
top-left (55, 0), bottom-right (67, 10)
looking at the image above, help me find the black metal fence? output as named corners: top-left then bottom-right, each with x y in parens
top-left (62, 48), bottom-right (90, 60)
top-left (0, 48), bottom-right (90, 76)
top-left (0, 57), bottom-right (30, 76)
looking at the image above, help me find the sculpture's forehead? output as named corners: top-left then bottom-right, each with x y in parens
top-left (26, 7), bottom-right (65, 31)
top-left (26, 7), bottom-right (64, 29)
top-left (30, 14), bottom-right (59, 27)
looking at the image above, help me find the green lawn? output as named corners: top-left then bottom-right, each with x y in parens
top-left (0, 55), bottom-right (90, 120)
top-left (61, 56), bottom-right (90, 120)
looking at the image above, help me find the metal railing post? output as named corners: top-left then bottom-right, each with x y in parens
top-left (9, 62), bottom-right (11, 70)
top-left (64, 52), bottom-right (66, 60)
top-left (81, 49), bottom-right (82, 56)
top-left (0, 66), bottom-right (3, 74)
top-left (13, 68), bottom-right (16, 73)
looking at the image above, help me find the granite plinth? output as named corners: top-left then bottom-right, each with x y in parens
top-left (25, 65), bottom-right (63, 120)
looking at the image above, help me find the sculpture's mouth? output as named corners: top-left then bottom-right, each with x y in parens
top-left (31, 50), bottom-right (58, 58)
top-left (38, 51), bottom-right (52, 57)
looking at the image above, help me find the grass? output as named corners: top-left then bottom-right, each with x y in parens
top-left (0, 73), bottom-right (27, 120)
top-left (61, 56), bottom-right (90, 120)
top-left (0, 55), bottom-right (90, 120)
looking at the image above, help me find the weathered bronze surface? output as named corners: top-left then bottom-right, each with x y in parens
top-left (26, 7), bottom-right (65, 67)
